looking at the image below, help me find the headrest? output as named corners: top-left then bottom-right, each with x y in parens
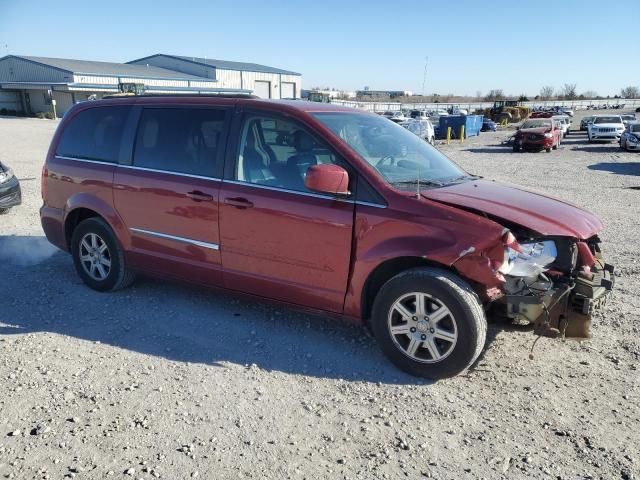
top-left (293, 130), bottom-right (314, 152)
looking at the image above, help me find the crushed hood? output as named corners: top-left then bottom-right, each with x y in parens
top-left (422, 179), bottom-right (603, 239)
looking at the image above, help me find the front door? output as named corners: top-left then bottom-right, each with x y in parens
top-left (219, 113), bottom-right (354, 312)
top-left (114, 106), bottom-right (230, 286)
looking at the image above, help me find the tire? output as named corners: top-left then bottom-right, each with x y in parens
top-left (545, 147), bottom-right (552, 152)
top-left (70, 217), bottom-right (135, 292)
top-left (370, 267), bottom-right (487, 379)
top-left (513, 143), bottom-right (520, 152)
top-left (0, 208), bottom-right (10, 215)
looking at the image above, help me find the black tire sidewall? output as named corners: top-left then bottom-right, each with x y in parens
top-left (371, 270), bottom-right (484, 379)
top-left (71, 218), bottom-right (123, 292)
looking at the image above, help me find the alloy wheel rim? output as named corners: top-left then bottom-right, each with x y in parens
top-left (387, 292), bottom-right (457, 363)
top-left (79, 233), bottom-right (111, 281)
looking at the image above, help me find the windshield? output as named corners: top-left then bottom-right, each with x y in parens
top-left (630, 124), bottom-right (640, 133)
top-left (594, 116), bottom-right (621, 124)
top-left (622, 115), bottom-right (635, 121)
top-left (313, 112), bottom-right (466, 186)
top-left (522, 120), bottom-right (552, 129)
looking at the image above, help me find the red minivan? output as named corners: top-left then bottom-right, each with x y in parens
top-left (40, 95), bottom-right (613, 378)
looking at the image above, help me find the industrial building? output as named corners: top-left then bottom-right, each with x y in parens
top-left (0, 54), bottom-right (301, 117)
top-left (128, 54), bottom-right (301, 101)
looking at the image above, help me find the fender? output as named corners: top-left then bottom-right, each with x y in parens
top-left (343, 205), bottom-right (507, 318)
top-left (65, 192), bottom-right (131, 250)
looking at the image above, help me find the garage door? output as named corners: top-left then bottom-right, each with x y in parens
top-left (281, 82), bottom-right (296, 99)
top-left (253, 80), bottom-right (271, 98)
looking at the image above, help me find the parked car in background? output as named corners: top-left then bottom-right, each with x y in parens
top-left (39, 95), bottom-right (613, 379)
top-left (530, 111), bottom-right (553, 119)
top-left (382, 111), bottom-right (395, 119)
top-left (481, 118), bottom-right (498, 131)
top-left (580, 116), bottom-right (594, 131)
top-left (621, 114), bottom-right (636, 127)
top-left (402, 118), bottom-right (435, 145)
top-left (588, 115), bottom-right (625, 142)
top-left (409, 110), bottom-right (430, 121)
top-left (390, 111), bottom-right (408, 123)
top-left (620, 121), bottom-right (640, 151)
top-left (513, 118), bottom-right (562, 152)
top-left (0, 161), bottom-right (21, 214)
top-left (552, 115), bottom-right (571, 137)
top-left (560, 107), bottom-right (574, 117)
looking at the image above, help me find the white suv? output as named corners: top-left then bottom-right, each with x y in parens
top-left (588, 115), bottom-right (625, 142)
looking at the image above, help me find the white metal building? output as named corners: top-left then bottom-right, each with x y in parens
top-left (128, 54), bottom-right (301, 100)
top-left (0, 54), bottom-right (301, 117)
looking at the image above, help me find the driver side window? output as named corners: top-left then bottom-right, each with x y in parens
top-left (236, 115), bottom-right (342, 193)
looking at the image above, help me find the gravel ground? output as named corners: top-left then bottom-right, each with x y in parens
top-left (0, 111), bottom-right (638, 480)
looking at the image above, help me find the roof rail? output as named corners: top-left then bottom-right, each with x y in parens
top-left (101, 92), bottom-right (259, 100)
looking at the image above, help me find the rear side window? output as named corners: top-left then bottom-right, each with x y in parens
top-left (133, 108), bottom-right (227, 177)
top-left (57, 106), bottom-right (130, 162)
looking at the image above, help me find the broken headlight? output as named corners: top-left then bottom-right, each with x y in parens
top-left (498, 236), bottom-right (557, 278)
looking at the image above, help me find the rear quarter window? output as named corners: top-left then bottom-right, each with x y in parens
top-left (56, 106), bottom-right (131, 163)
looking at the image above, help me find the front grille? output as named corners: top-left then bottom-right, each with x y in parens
top-left (596, 127), bottom-right (615, 133)
top-left (528, 134), bottom-right (542, 141)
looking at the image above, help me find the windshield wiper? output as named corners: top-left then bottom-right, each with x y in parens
top-left (393, 179), bottom-right (444, 187)
top-left (445, 174), bottom-right (481, 184)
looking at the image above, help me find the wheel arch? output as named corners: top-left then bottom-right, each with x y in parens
top-left (64, 193), bottom-right (129, 250)
top-left (360, 256), bottom-right (453, 324)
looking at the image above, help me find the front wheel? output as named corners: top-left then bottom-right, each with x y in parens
top-left (71, 217), bottom-right (135, 292)
top-left (370, 268), bottom-right (487, 379)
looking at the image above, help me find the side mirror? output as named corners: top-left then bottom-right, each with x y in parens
top-left (305, 164), bottom-right (350, 196)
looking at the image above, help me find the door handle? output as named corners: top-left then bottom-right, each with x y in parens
top-left (186, 191), bottom-right (214, 202)
top-left (224, 197), bottom-right (254, 209)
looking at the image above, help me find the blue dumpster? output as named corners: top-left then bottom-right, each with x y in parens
top-left (438, 115), bottom-right (483, 139)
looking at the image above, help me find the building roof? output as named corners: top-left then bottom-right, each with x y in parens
top-left (129, 54), bottom-right (301, 76)
top-left (7, 55), bottom-right (211, 81)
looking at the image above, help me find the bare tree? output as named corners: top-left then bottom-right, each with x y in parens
top-left (540, 85), bottom-right (554, 100)
top-left (620, 86), bottom-right (640, 99)
top-left (484, 89), bottom-right (504, 101)
top-left (581, 90), bottom-right (599, 99)
top-left (475, 90), bottom-right (483, 100)
top-left (561, 83), bottom-right (578, 100)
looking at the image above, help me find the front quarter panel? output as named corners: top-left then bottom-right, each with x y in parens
top-left (343, 197), bottom-right (506, 318)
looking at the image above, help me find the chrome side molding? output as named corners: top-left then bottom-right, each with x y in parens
top-left (130, 227), bottom-right (220, 251)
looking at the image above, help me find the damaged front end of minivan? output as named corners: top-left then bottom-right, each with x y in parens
top-left (453, 229), bottom-right (614, 340)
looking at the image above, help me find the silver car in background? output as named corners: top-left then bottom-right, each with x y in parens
top-left (620, 121), bottom-right (640, 151)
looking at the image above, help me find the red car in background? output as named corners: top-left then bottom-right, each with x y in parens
top-left (530, 111), bottom-right (554, 119)
top-left (513, 118), bottom-right (562, 152)
top-left (40, 95), bottom-right (613, 379)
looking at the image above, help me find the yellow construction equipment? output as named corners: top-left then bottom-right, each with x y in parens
top-left (484, 101), bottom-right (530, 124)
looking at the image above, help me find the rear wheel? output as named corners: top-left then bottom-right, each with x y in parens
top-left (370, 268), bottom-right (486, 379)
top-left (71, 217), bottom-right (135, 292)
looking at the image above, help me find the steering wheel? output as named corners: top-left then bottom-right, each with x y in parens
top-left (376, 155), bottom-right (396, 168)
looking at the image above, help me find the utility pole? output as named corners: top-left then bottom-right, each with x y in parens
top-left (421, 56), bottom-right (429, 97)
